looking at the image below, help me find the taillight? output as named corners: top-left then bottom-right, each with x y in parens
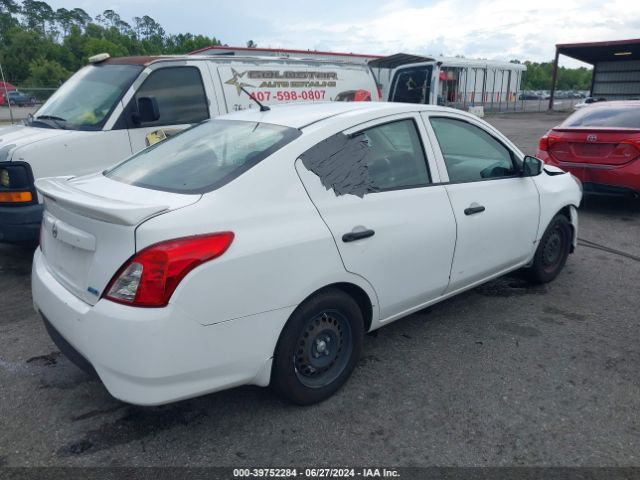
top-left (104, 232), bottom-right (234, 307)
top-left (354, 89), bottom-right (372, 102)
top-left (538, 135), bottom-right (549, 152)
top-left (538, 131), bottom-right (563, 152)
top-left (617, 140), bottom-right (640, 160)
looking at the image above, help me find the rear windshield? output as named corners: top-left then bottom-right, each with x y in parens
top-left (106, 120), bottom-right (301, 194)
top-left (561, 105), bottom-right (640, 129)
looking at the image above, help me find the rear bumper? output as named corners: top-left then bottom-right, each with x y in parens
top-left (32, 248), bottom-right (292, 405)
top-left (539, 153), bottom-right (640, 196)
top-left (0, 203), bottom-right (42, 243)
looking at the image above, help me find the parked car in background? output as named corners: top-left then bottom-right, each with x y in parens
top-left (3, 90), bottom-right (36, 107)
top-left (573, 97), bottom-right (607, 110)
top-left (334, 89), bottom-right (372, 101)
top-left (33, 102), bottom-right (582, 406)
top-left (519, 92), bottom-right (541, 100)
top-left (537, 100), bottom-right (640, 197)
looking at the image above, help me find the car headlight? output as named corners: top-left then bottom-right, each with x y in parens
top-left (0, 169), bottom-right (9, 187)
top-left (0, 164), bottom-right (34, 204)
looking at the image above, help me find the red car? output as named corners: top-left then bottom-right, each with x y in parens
top-left (537, 101), bottom-right (640, 197)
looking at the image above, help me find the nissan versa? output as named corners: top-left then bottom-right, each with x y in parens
top-left (32, 102), bottom-right (582, 406)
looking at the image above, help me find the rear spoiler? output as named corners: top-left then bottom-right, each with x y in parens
top-left (35, 177), bottom-right (169, 226)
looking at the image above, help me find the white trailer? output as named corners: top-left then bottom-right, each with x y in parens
top-left (369, 54), bottom-right (526, 111)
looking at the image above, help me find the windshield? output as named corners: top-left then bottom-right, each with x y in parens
top-left (106, 120), bottom-right (301, 194)
top-left (33, 64), bottom-right (142, 130)
top-left (561, 105), bottom-right (640, 129)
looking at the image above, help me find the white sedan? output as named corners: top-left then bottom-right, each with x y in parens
top-left (32, 102), bottom-right (582, 406)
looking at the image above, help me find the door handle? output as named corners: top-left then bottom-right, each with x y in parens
top-left (342, 229), bottom-right (375, 242)
top-left (464, 204), bottom-right (486, 215)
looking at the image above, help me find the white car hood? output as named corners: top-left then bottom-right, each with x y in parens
top-left (0, 124), bottom-right (72, 161)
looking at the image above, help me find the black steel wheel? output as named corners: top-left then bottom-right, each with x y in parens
top-left (271, 288), bottom-right (364, 405)
top-left (523, 214), bottom-right (572, 283)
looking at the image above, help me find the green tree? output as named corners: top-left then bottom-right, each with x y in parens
top-left (0, 0), bottom-right (226, 86)
top-left (20, 0), bottom-right (54, 34)
top-left (24, 56), bottom-right (69, 86)
top-left (69, 7), bottom-right (91, 28)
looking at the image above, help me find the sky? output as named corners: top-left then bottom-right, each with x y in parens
top-left (43, 0), bottom-right (640, 68)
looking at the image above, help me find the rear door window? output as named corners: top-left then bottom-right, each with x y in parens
top-left (300, 118), bottom-right (431, 196)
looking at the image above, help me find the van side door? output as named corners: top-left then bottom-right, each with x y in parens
top-left (123, 62), bottom-right (214, 153)
top-left (389, 64), bottom-right (438, 105)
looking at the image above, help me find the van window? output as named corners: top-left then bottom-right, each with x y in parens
top-left (390, 66), bottom-right (432, 104)
top-left (132, 67), bottom-right (209, 127)
top-left (106, 120), bottom-right (301, 194)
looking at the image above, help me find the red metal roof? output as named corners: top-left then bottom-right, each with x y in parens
top-left (0, 81), bottom-right (16, 91)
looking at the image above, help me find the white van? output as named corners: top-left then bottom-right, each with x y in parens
top-left (0, 54), bottom-right (378, 243)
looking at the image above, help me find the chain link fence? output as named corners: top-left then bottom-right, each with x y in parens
top-left (438, 66), bottom-right (586, 114)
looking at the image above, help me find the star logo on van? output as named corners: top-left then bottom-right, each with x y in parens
top-left (225, 68), bottom-right (255, 95)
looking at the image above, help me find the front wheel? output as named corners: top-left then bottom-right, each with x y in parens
top-left (523, 214), bottom-right (572, 283)
top-left (271, 289), bottom-right (364, 405)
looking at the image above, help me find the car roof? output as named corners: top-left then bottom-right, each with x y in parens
top-left (581, 100), bottom-right (640, 108)
top-left (219, 102), bottom-right (465, 129)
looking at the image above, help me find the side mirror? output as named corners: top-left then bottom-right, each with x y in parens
top-left (132, 96), bottom-right (160, 125)
top-left (522, 155), bottom-right (543, 177)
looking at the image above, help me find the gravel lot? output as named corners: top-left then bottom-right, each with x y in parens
top-left (0, 105), bottom-right (38, 123)
top-left (0, 111), bottom-right (638, 468)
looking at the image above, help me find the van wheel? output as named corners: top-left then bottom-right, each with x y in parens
top-left (523, 214), bottom-right (571, 284)
top-left (271, 289), bottom-right (364, 405)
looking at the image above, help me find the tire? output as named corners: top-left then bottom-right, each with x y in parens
top-left (523, 214), bottom-right (572, 284)
top-left (271, 288), bottom-right (364, 405)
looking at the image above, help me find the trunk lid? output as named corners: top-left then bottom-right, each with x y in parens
top-left (36, 174), bottom-right (201, 305)
top-left (548, 128), bottom-right (640, 166)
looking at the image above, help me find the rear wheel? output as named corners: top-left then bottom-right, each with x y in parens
top-left (523, 214), bottom-right (572, 283)
top-left (271, 289), bottom-right (364, 405)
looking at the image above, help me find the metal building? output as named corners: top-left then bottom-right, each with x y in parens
top-left (550, 38), bottom-right (640, 108)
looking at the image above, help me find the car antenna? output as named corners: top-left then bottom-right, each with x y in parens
top-left (239, 85), bottom-right (270, 112)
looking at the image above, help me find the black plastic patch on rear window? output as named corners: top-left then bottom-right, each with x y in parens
top-left (299, 132), bottom-right (378, 197)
